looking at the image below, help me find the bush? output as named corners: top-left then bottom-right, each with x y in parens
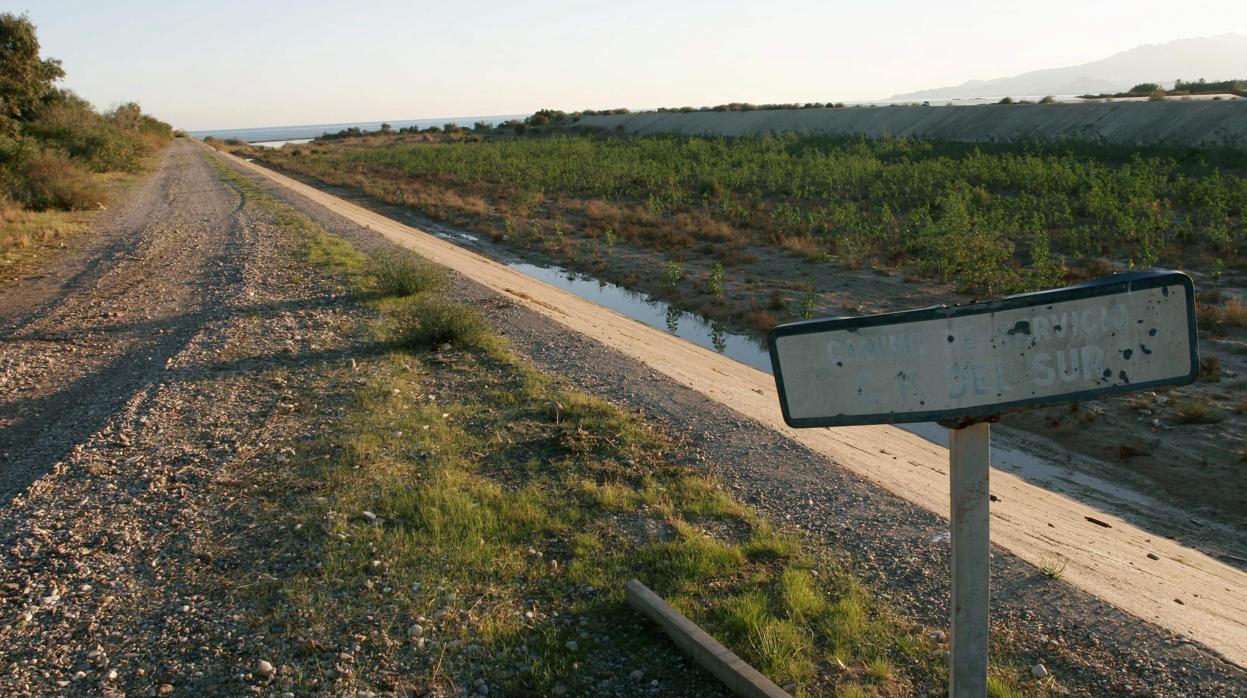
top-left (1130, 83), bottom-right (1161, 94)
top-left (28, 95), bottom-right (147, 172)
top-left (368, 250), bottom-right (446, 296)
top-left (19, 152), bottom-right (105, 210)
top-left (394, 296), bottom-right (488, 349)
top-left (1039, 95), bottom-right (1057, 104)
top-left (1147, 90), bottom-right (1167, 102)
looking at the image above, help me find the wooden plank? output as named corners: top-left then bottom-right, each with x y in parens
top-left (624, 579), bottom-right (791, 698)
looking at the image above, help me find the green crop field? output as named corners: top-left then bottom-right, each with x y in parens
top-left (258, 133), bottom-right (1247, 296)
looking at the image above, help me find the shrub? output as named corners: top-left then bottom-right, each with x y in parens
top-left (1130, 83), bottom-right (1161, 94)
top-left (1039, 95), bottom-right (1057, 104)
top-left (19, 152), bottom-right (104, 210)
top-left (28, 94), bottom-right (147, 172)
top-left (663, 259), bottom-right (684, 288)
top-left (368, 250), bottom-right (446, 296)
top-left (1147, 90), bottom-right (1167, 102)
top-left (394, 295), bottom-right (488, 349)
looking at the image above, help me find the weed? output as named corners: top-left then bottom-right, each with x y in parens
top-left (779, 568), bottom-right (826, 621)
top-left (368, 250), bottom-right (446, 296)
top-left (664, 259), bottom-right (684, 288)
top-left (1200, 355), bottom-right (1222, 382)
top-left (1038, 555), bottom-right (1067, 580)
top-left (836, 683), bottom-right (871, 698)
top-left (987, 674), bottom-right (1026, 698)
top-left (708, 262), bottom-right (725, 301)
top-left (866, 656), bottom-right (895, 682)
top-left (799, 283), bottom-right (818, 320)
top-left (392, 295), bottom-right (489, 349)
top-left (1169, 399), bottom-right (1224, 424)
top-left (1197, 297), bottom-right (1247, 336)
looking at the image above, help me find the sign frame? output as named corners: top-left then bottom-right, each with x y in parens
top-left (768, 270), bottom-right (1199, 428)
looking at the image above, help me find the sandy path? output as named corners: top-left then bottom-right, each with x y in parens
top-left (220, 149), bottom-right (1247, 668)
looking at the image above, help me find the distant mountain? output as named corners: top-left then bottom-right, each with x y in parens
top-left (890, 34), bottom-right (1247, 100)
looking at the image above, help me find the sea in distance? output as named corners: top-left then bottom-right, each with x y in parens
top-left (189, 114), bottom-right (527, 145)
top-left (189, 98), bottom-right (1105, 145)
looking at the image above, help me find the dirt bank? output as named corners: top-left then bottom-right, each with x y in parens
top-left (576, 101), bottom-right (1247, 148)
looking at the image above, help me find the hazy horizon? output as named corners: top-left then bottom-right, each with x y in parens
top-left (20, 0), bottom-right (1247, 131)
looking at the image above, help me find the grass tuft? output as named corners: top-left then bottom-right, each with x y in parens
top-left (392, 295), bottom-right (490, 349)
top-left (1169, 399), bottom-right (1224, 424)
top-left (368, 250), bottom-right (447, 296)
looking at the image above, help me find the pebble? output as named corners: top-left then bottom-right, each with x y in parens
top-left (930, 630), bottom-right (947, 642)
top-left (408, 623), bottom-right (425, 637)
top-left (256, 659), bottom-right (276, 678)
top-left (1032, 663), bottom-right (1050, 679)
top-left (565, 640), bottom-right (578, 651)
top-left (629, 669), bottom-right (644, 681)
top-left (158, 684), bottom-right (174, 695)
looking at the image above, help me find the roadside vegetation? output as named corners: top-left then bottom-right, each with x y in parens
top-left (208, 160), bottom-right (1059, 697)
top-left (0, 13), bottom-right (172, 281)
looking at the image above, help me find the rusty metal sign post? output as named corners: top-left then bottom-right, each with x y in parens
top-left (767, 271), bottom-right (1198, 698)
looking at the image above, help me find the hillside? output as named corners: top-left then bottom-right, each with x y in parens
top-left (891, 33), bottom-right (1247, 100)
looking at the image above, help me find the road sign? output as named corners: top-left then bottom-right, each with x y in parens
top-left (768, 271), bottom-right (1198, 428)
top-left (767, 270), bottom-right (1199, 698)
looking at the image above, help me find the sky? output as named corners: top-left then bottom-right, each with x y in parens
top-left (15, 0), bottom-right (1247, 131)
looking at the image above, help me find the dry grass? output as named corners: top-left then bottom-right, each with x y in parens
top-left (1197, 296), bottom-right (1247, 337)
top-left (19, 153), bottom-right (107, 211)
top-left (0, 201), bottom-right (92, 283)
top-left (1169, 399), bottom-right (1224, 424)
top-left (778, 234), bottom-right (828, 261)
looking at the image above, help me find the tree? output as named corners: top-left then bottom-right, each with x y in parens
top-left (0, 13), bottom-right (64, 123)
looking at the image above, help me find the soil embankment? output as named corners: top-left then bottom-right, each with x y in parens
top-left (577, 101), bottom-right (1247, 147)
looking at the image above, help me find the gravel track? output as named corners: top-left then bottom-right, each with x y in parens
top-left (0, 142), bottom-right (245, 505)
top-left (0, 141), bottom-right (361, 695)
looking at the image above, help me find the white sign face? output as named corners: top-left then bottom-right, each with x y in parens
top-left (769, 272), bottom-right (1198, 427)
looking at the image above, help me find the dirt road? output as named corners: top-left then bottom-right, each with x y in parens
top-left (0, 142), bottom-right (245, 505)
top-left (220, 149), bottom-right (1247, 670)
top-left (0, 140), bottom-right (361, 695)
